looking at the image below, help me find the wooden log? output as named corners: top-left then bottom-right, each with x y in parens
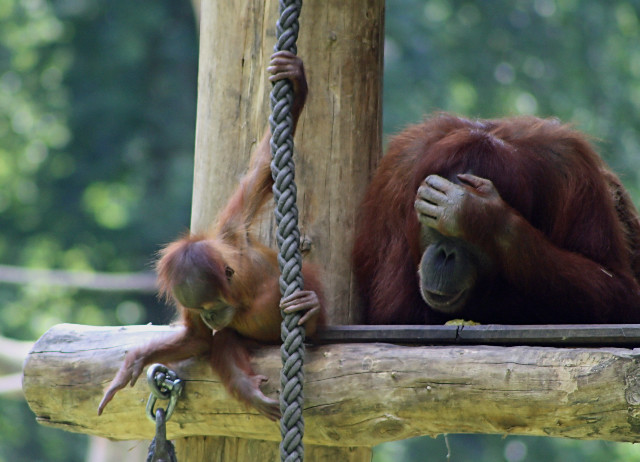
top-left (23, 323), bottom-right (640, 446)
top-left (191, 0), bottom-right (383, 325)
top-left (174, 437), bottom-right (371, 462)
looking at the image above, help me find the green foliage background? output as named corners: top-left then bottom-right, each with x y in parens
top-left (2, 0), bottom-right (640, 460)
top-left (0, 0), bottom-right (197, 460)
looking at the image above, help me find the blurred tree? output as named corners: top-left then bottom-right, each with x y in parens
top-left (0, 0), bottom-right (197, 460)
top-left (384, 0), bottom-right (640, 200)
top-left (0, 0), bottom-right (197, 342)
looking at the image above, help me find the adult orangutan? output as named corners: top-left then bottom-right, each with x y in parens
top-left (353, 113), bottom-right (640, 325)
top-left (98, 51), bottom-right (325, 421)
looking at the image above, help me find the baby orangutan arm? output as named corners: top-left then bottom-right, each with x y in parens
top-left (98, 322), bottom-right (210, 415)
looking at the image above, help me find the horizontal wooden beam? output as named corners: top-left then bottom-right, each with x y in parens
top-left (22, 323), bottom-right (640, 446)
top-left (316, 324), bottom-right (640, 346)
top-left (0, 264), bottom-right (157, 292)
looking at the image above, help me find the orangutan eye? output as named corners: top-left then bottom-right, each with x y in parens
top-left (225, 266), bottom-right (235, 280)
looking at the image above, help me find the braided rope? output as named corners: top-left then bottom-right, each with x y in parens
top-left (269, 1), bottom-right (305, 461)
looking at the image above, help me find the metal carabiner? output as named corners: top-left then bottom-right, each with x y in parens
top-left (145, 364), bottom-right (184, 422)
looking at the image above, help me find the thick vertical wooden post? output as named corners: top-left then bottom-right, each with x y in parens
top-left (183, 0), bottom-right (384, 459)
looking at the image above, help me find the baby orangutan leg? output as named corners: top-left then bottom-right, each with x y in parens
top-left (210, 329), bottom-right (280, 421)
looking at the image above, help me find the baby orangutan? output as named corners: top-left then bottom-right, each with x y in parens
top-left (98, 51), bottom-right (325, 420)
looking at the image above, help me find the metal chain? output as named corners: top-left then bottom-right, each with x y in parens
top-left (146, 408), bottom-right (177, 462)
top-left (269, 1), bottom-right (305, 461)
top-left (145, 364), bottom-right (183, 462)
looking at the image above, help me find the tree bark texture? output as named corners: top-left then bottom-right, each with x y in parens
top-left (191, 0), bottom-right (384, 325)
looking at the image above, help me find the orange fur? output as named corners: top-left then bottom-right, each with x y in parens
top-left (98, 52), bottom-right (324, 421)
top-left (354, 113), bottom-right (640, 324)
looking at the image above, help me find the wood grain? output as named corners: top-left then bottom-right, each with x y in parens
top-left (23, 323), bottom-right (640, 446)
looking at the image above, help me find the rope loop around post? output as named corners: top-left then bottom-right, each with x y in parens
top-left (269, 1), bottom-right (305, 461)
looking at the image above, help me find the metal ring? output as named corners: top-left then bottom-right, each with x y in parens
top-left (145, 364), bottom-right (184, 422)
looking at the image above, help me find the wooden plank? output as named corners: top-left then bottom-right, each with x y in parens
top-left (315, 324), bottom-right (640, 346)
top-left (314, 324), bottom-right (459, 344)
